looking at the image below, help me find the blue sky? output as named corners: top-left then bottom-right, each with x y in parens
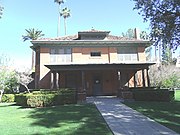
top-left (0, 0), bottom-right (179, 68)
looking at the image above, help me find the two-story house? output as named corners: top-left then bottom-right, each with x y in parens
top-left (31, 29), bottom-right (154, 96)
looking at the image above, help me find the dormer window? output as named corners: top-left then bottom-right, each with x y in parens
top-left (90, 52), bottom-right (101, 57)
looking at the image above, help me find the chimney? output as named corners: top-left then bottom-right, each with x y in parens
top-left (134, 28), bottom-right (140, 40)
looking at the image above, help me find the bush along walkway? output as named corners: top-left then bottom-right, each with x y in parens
top-left (87, 97), bottom-right (179, 135)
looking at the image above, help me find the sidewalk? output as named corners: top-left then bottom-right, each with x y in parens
top-left (87, 96), bottom-right (179, 135)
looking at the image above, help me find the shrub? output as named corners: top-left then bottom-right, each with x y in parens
top-left (2, 94), bottom-right (15, 103)
top-left (132, 89), bottom-right (174, 102)
top-left (27, 94), bottom-right (58, 107)
top-left (15, 94), bottom-right (29, 106)
top-left (15, 88), bottom-right (77, 107)
top-left (161, 74), bottom-right (180, 88)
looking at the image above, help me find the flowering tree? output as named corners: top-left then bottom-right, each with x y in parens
top-left (16, 69), bottom-right (34, 93)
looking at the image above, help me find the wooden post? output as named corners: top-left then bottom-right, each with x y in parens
top-left (118, 71), bottom-right (121, 87)
top-left (81, 71), bottom-right (85, 92)
top-left (134, 71), bottom-right (137, 87)
top-left (51, 72), bottom-right (54, 89)
top-left (142, 69), bottom-right (146, 87)
top-left (127, 72), bottom-right (130, 87)
top-left (146, 68), bottom-right (150, 87)
top-left (56, 72), bottom-right (59, 89)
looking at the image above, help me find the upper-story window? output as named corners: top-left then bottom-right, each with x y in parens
top-left (90, 52), bottom-right (101, 57)
top-left (50, 48), bottom-right (72, 63)
top-left (117, 47), bottom-right (138, 62)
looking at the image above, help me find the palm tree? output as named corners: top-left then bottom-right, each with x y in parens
top-left (54, 0), bottom-right (64, 37)
top-left (22, 28), bottom-right (44, 70)
top-left (60, 7), bottom-right (70, 35)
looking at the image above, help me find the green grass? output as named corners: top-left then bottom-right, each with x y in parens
top-left (175, 90), bottom-right (180, 101)
top-left (124, 90), bottom-right (180, 134)
top-left (0, 103), bottom-right (112, 135)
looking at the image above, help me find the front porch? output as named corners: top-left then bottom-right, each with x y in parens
top-left (45, 63), bottom-right (155, 100)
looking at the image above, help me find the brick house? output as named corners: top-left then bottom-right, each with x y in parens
top-left (31, 29), bottom-right (154, 97)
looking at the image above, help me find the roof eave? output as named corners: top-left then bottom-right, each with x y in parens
top-left (31, 40), bottom-right (152, 48)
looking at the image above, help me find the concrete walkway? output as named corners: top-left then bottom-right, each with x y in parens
top-left (87, 96), bottom-right (179, 135)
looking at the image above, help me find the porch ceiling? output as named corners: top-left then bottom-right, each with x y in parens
top-left (45, 63), bottom-right (155, 71)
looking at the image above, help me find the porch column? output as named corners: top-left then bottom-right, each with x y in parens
top-left (118, 71), bottom-right (121, 88)
top-left (133, 71), bottom-right (137, 87)
top-left (81, 70), bottom-right (86, 92)
top-left (50, 72), bottom-right (54, 89)
top-left (142, 69), bottom-right (146, 87)
top-left (146, 68), bottom-right (150, 87)
top-left (127, 72), bottom-right (130, 87)
top-left (53, 72), bottom-right (57, 89)
top-left (56, 72), bottom-right (59, 89)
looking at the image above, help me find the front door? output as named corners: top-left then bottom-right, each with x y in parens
top-left (93, 75), bottom-right (102, 96)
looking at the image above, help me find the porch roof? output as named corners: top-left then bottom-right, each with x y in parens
top-left (45, 63), bottom-right (155, 71)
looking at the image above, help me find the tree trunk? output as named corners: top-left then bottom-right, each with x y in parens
top-left (64, 18), bottom-right (67, 35)
top-left (0, 90), bottom-right (4, 102)
top-left (57, 13), bottom-right (60, 36)
top-left (57, 4), bottom-right (61, 37)
top-left (24, 85), bottom-right (30, 93)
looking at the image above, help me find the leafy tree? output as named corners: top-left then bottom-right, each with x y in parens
top-left (145, 46), bottom-right (152, 61)
top-left (22, 28), bottom-right (44, 70)
top-left (121, 28), bottom-right (149, 40)
top-left (60, 7), bottom-right (71, 35)
top-left (0, 68), bottom-right (19, 102)
top-left (140, 30), bottom-right (149, 40)
top-left (0, 5), bottom-right (3, 19)
top-left (133, 0), bottom-right (180, 51)
top-left (162, 46), bottom-right (173, 65)
top-left (54, 0), bottom-right (65, 36)
top-left (122, 28), bottom-right (152, 60)
top-left (121, 28), bottom-right (135, 39)
top-left (0, 55), bottom-right (19, 102)
top-left (149, 64), bottom-right (180, 89)
top-left (0, 68), bottom-right (7, 102)
top-left (0, 54), bottom-right (11, 67)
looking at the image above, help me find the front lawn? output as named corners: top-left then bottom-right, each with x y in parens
top-left (175, 90), bottom-right (180, 101)
top-left (0, 103), bottom-right (112, 135)
top-left (124, 90), bottom-right (180, 134)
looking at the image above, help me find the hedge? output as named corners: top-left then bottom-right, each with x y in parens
top-left (132, 89), bottom-right (174, 102)
top-left (1, 94), bottom-right (15, 103)
top-left (15, 89), bottom-right (77, 107)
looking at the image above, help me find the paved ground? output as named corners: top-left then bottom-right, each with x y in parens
top-left (87, 96), bottom-right (179, 135)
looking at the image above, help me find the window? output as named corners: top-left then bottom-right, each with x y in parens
top-left (90, 52), bottom-right (101, 57)
top-left (117, 47), bottom-right (138, 62)
top-left (50, 48), bottom-right (72, 63)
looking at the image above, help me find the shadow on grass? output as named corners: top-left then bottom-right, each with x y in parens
top-left (124, 101), bottom-right (180, 134)
top-left (26, 104), bottom-right (112, 135)
top-left (0, 103), bottom-right (16, 107)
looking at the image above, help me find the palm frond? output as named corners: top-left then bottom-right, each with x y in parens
top-left (60, 7), bottom-right (71, 18)
top-left (54, 0), bottom-right (64, 5)
top-left (22, 28), bottom-right (44, 42)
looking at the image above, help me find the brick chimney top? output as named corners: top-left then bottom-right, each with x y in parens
top-left (134, 28), bottom-right (140, 40)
